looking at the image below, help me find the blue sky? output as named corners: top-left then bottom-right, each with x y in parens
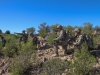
top-left (0, 0), bottom-right (100, 33)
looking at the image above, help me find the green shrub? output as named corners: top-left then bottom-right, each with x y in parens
top-left (68, 44), bottom-right (96, 75)
top-left (39, 29), bottom-right (47, 38)
top-left (93, 35), bottom-right (100, 45)
top-left (5, 34), bottom-right (19, 43)
top-left (38, 22), bottom-right (50, 38)
top-left (47, 33), bottom-right (57, 45)
top-left (0, 42), bottom-right (3, 51)
top-left (42, 58), bottom-right (69, 75)
top-left (3, 40), bottom-right (18, 57)
top-left (2, 34), bottom-right (19, 57)
top-left (9, 52), bottom-right (31, 75)
top-left (20, 38), bottom-right (37, 52)
top-left (8, 36), bottom-right (37, 75)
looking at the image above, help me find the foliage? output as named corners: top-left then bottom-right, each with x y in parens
top-left (47, 33), bottom-right (57, 45)
top-left (65, 25), bottom-right (74, 35)
top-left (3, 39), bottom-right (18, 57)
top-left (1, 34), bottom-right (19, 57)
top-left (94, 25), bottom-right (100, 30)
top-left (1, 22), bottom-right (100, 75)
top-left (5, 30), bottom-right (11, 34)
top-left (82, 22), bottom-right (93, 36)
top-left (68, 44), bottom-right (96, 75)
top-left (9, 50), bottom-right (34, 75)
top-left (50, 24), bottom-right (59, 32)
top-left (93, 35), bottom-right (100, 45)
top-left (20, 40), bottom-right (37, 53)
top-left (0, 42), bottom-right (3, 50)
top-left (42, 58), bottom-right (69, 75)
top-left (38, 22), bottom-right (50, 38)
top-left (9, 38), bottom-right (36, 75)
top-left (39, 29), bottom-right (47, 38)
top-left (26, 27), bottom-right (35, 34)
top-left (0, 29), bottom-right (2, 34)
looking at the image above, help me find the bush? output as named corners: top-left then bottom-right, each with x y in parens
top-left (20, 38), bottom-right (37, 52)
top-left (0, 42), bottom-right (3, 51)
top-left (0, 29), bottom-right (2, 34)
top-left (38, 22), bottom-right (50, 38)
top-left (47, 33), bottom-right (57, 45)
top-left (9, 39), bottom-right (37, 75)
top-left (5, 30), bottom-right (11, 34)
top-left (3, 40), bottom-right (18, 57)
top-left (39, 29), bottom-right (47, 38)
top-left (68, 44), bottom-right (96, 75)
top-left (93, 35), bottom-right (100, 45)
top-left (9, 51), bottom-right (33, 75)
top-left (42, 58), bottom-right (69, 75)
top-left (3, 34), bottom-right (19, 57)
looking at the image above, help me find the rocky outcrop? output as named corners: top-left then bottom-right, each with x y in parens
top-left (0, 45), bottom-right (100, 75)
top-left (0, 56), bottom-right (10, 75)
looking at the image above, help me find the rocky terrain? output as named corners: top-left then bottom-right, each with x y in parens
top-left (0, 45), bottom-right (100, 75)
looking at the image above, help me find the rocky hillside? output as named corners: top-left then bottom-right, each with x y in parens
top-left (0, 45), bottom-right (100, 75)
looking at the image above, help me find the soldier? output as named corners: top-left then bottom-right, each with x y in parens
top-left (72, 28), bottom-right (84, 50)
top-left (53, 25), bottom-right (68, 56)
top-left (73, 28), bottom-right (100, 51)
top-left (92, 28), bottom-right (100, 37)
top-left (0, 35), bottom-right (6, 47)
top-left (29, 32), bottom-right (40, 49)
top-left (92, 29), bottom-right (98, 37)
top-left (19, 30), bottom-right (28, 43)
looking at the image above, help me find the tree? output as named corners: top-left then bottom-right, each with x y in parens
top-left (26, 27), bottom-right (35, 34)
top-left (5, 30), bottom-right (10, 34)
top-left (0, 29), bottom-right (2, 34)
top-left (38, 22), bottom-right (50, 38)
top-left (82, 22), bottom-right (93, 35)
top-left (94, 25), bottom-right (100, 31)
top-left (65, 25), bottom-right (74, 35)
top-left (50, 24), bottom-right (59, 32)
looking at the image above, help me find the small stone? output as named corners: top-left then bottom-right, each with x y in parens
top-left (51, 54), bottom-right (57, 57)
